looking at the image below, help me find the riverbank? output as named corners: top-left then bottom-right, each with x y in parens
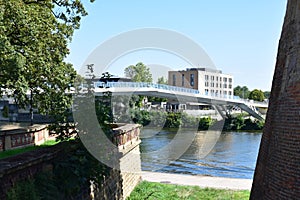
top-left (141, 171), bottom-right (253, 191)
top-left (128, 180), bottom-right (250, 200)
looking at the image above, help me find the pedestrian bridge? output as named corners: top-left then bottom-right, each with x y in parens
top-left (93, 82), bottom-right (268, 121)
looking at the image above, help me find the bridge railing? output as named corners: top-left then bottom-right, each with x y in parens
top-left (95, 81), bottom-right (202, 95)
top-left (94, 81), bottom-right (267, 106)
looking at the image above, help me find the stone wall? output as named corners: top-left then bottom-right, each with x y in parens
top-left (251, 0), bottom-right (300, 199)
top-left (120, 141), bottom-right (142, 199)
top-left (0, 125), bottom-right (49, 151)
top-left (113, 123), bottom-right (142, 199)
top-left (0, 123), bottom-right (142, 200)
top-left (0, 143), bottom-right (66, 199)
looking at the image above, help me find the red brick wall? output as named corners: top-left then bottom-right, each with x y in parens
top-left (11, 133), bottom-right (34, 148)
top-left (251, 0), bottom-right (300, 199)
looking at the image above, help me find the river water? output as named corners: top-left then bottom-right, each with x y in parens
top-left (140, 128), bottom-right (262, 179)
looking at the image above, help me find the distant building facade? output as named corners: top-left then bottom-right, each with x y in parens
top-left (168, 67), bottom-right (234, 98)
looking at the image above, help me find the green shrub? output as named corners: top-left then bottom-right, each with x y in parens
top-left (7, 180), bottom-right (40, 200)
top-left (181, 112), bottom-right (198, 128)
top-left (149, 111), bottom-right (167, 127)
top-left (131, 109), bottom-right (151, 126)
top-left (6, 142), bottom-right (110, 200)
top-left (164, 112), bottom-right (182, 128)
top-left (198, 117), bottom-right (213, 130)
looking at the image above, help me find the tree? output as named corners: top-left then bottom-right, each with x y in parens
top-left (264, 91), bottom-right (271, 99)
top-left (249, 89), bottom-right (265, 102)
top-left (125, 62), bottom-right (153, 107)
top-left (234, 85), bottom-right (250, 99)
top-left (0, 0), bottom-right (93, 131)
top-left (148, 76), bottom-right (168, 102)
top-left (157, 76), bottom-right (168, 85)
top-left (124, 62), bottom-right (153, 82)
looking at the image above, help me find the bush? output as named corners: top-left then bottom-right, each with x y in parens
top-left (7, 180), bottom-right (39, 200)
top-left (223, 114), bottom-right (264, 131)
top-left (149, 111), bottom-right (167, 127)
top-left (7, 142), bottom-right (110, 200)
top-left (181, 112), bottom-right (198, 128)
top-left (242, 118), bottom-right (264, 130)
top-left (131, 109), bottom-right (151, 126)
top-left (198, 117), bottom-right (213, 130)
top-left (164, 112), bottom-right (182, 128)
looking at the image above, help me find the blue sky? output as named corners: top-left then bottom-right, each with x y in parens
top-left (66, 1), bottom-right (287, 91)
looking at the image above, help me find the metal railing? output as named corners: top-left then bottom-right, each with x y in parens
top-left (94, 81), bottom-right (268, 106)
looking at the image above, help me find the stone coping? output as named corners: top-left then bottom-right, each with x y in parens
top-left (112, 123), bottom-right (142, 135)
top-left (0, 124), bottom-right (47, 134)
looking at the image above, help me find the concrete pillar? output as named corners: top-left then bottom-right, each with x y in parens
top-left (251, 0), bottom-right (300, 199)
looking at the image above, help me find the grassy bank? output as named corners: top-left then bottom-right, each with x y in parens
top-left (127, 181), bottom-right (250, 200)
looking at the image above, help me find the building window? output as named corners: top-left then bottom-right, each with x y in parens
top-left (205, 89), bottom-right (209, 94)
top-left (205, 82), bottom-right (209, 87)
top-left (224, 91), bottom-right (227, 95)
top-left (190, 74), bottom-right (194, 86)
top-left (182, 74), bottom-right (184, 86)
top-left (229, 78), bottom-right (232, 83)
top-left (229, 91), bottom-right (232, 96)
top-left (229, 84), bottom-right (232, 89)
top-left (224, 84), bottom-right (227, 88)
top-left (216, 83), bottom-right (218, 88)
top-left (172, 74), bottom-right (176, 86)
top-left (216, 77), bottom-right (219, 81)
top-left (211, 82), bottom-right (214, 87)
top-left (205, 75), bottom-right (209, 80)
top-left (220, 77), bottom-right (222, 82)
top-left (224, 77), bottom-right (227, 82)
top-left (211, 76), bottom-right (214, 81)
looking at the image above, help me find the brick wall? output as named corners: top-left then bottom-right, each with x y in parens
top-left (250, 0), bottom-right (300, 199)
top-left (0, 125), bottom-right (49, 151)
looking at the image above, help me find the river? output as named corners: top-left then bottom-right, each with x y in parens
top-left (140, 128), bottom-right (262, 179)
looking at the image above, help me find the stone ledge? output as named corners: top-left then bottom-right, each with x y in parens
top-left (0, 142), bottom-right (66, 178)
top-left (119, 139), bottom-right (141, 156)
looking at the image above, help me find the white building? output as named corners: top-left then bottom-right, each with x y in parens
top-left (168, 67), bottom-right (234, 98)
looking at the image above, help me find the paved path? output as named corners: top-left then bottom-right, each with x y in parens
top-left (141, 171), bottom-right (253, 191)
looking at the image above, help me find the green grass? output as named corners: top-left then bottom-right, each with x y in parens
top-left (127, 181), bottom-right (250, 200)
top-left (0, 139), bottom-right (59, 160)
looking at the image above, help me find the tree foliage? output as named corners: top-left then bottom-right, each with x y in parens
top-left (124, 62), bottom-right (153, 107)
top-left (157, 76), bottom-right (168, 85)
top-left (233, 86), bottom-right (250, 99)
top-left (147, 76), bottom-right (168, 102)
top-left (124, 62), bottom-right (153, 82)
top-left (248, 89), bottom-right (265, 102)
top-left (0, 0), bottom-right (94, 136)
top-left (263, 91), bottom-right (271, 99)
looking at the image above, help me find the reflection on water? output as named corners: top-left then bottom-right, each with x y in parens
top-left (140, 129), bottom-right (262, 179)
